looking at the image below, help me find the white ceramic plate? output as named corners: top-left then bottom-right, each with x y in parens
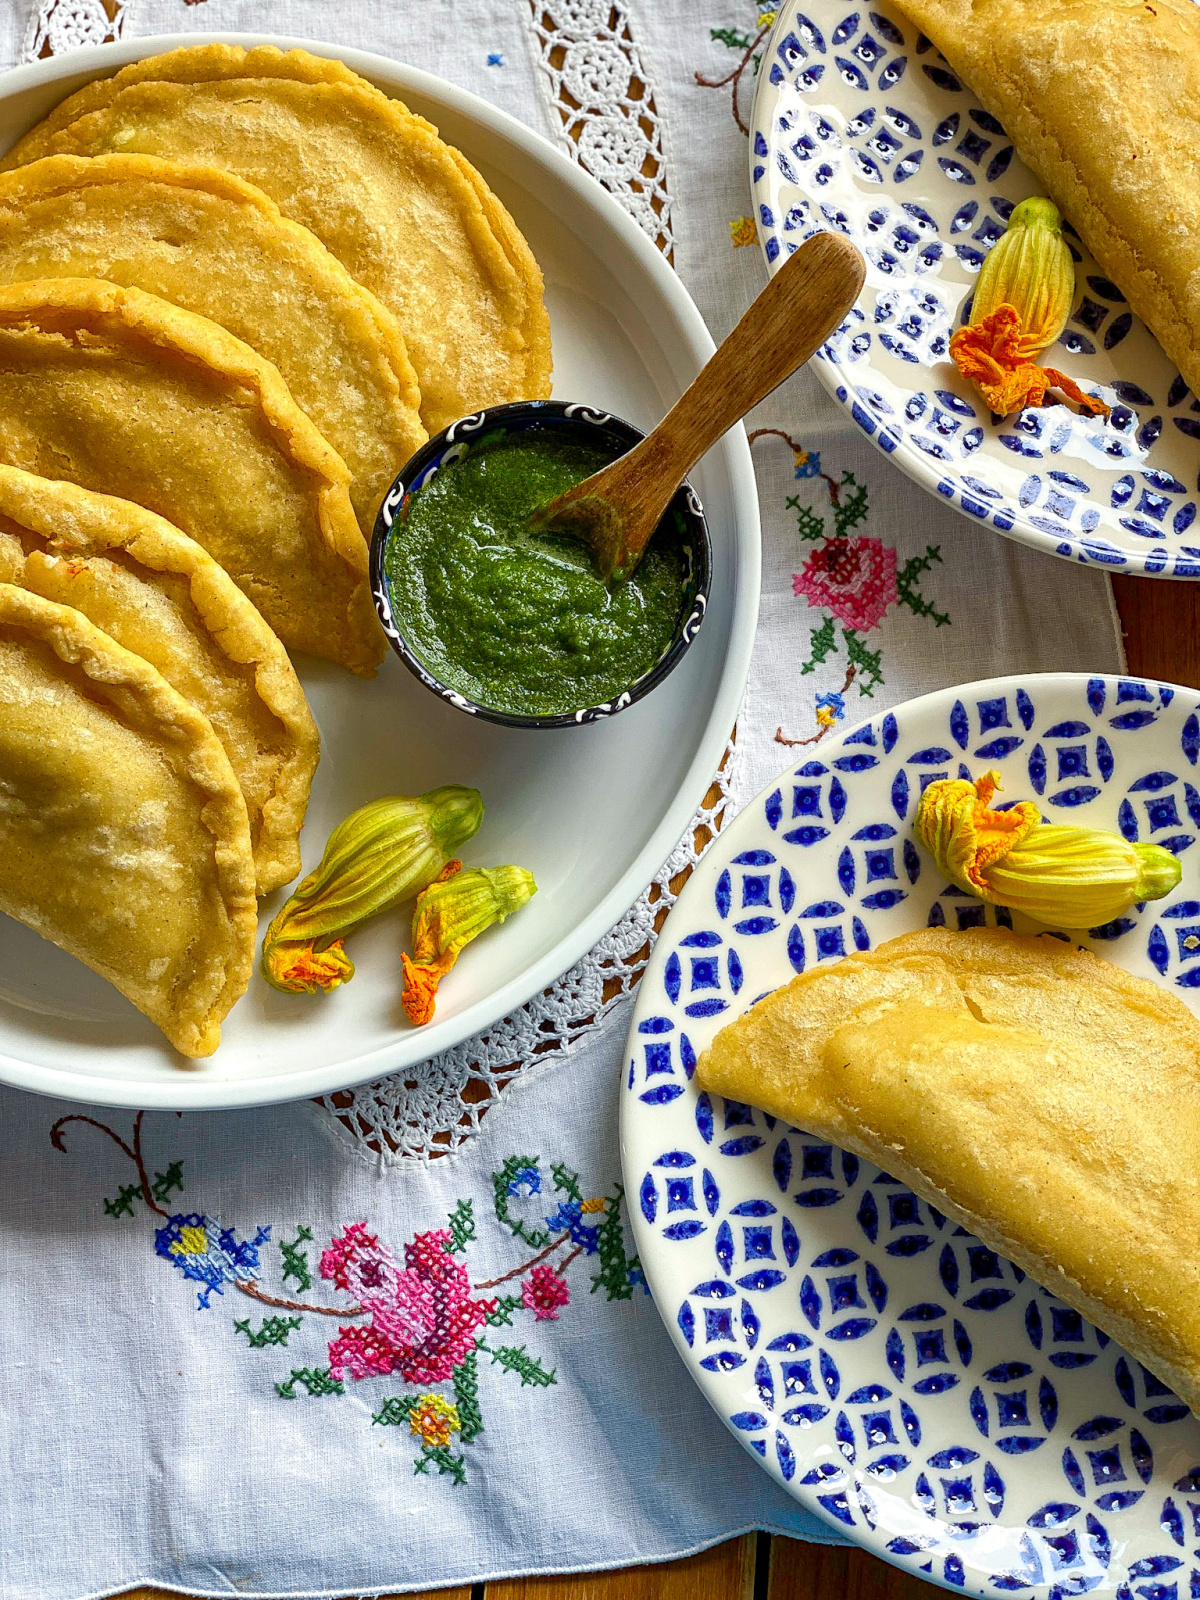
top-left (0, 34), bottom-right (760, 1110)
top-left (750, 2), bottom-right (1200, 578)
top-left (622, 672), bottom-right (1200, 1596)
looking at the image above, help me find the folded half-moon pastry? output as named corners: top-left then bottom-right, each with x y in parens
top-left (884, 0), bottom-right (1200, 400)
top-left (2, 43), bottom-right (554, 433)
top-left (0, 583), bottom-right (257, 1056)
top-left (0, 466), bottom-right (319, 894)
top-left (0, 277), bottom-right (382, 674)
top-left (697, 926), bottom-right (1200, 1416)
top-left (0, 153), bottom-right (426, 537)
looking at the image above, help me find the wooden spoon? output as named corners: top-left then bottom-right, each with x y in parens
top-left (533, 229), bottom-right (866, 580)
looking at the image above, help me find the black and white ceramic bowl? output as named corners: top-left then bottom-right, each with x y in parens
top-left (369, 399), bottom-right (712, 730)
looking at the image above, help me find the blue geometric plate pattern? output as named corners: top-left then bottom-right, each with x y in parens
top-left (749, 5), bottom-right (1200, 578)
top-left (621, 675), bottom-right (1200, 1595)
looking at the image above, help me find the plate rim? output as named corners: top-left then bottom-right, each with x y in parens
top-left (620, 667), bottom-right (1196, 1594)
top-left (746, 3), bottom-right (1200, 583)
top-left (0, 31), bottom-right (762, 1110)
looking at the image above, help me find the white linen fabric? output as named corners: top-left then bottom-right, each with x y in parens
top-left (0, 1), bottom-right (1125, 1595)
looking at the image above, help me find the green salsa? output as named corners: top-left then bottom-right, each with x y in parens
top-left (383, 430), bottom-right (686, 718)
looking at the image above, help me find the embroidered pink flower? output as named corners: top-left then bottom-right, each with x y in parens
top-left (522, 1262), bottom-right (570, 1321)
top-left (321, 1223), bottom-right (495, 1385)
top-left (792, 536), bottom-right (898, 632)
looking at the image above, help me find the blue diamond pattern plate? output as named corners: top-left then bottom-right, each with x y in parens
top-left (621, 675), bottom-right (1200, 1596)
top-left (750, 2), bottom-right (1200, 578)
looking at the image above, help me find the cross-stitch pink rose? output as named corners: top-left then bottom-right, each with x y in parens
top-left (793, 536), bottom-right (898, 632)
top-left (322, 1223), bottom-right (494, 1385)
top-left (522, 1262), bottom-right (570, 1321)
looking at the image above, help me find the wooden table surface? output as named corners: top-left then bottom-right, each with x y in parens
top-left (114, 571), bottom-right (1195, 1600)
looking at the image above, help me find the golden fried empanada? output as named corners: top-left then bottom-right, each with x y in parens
top-left (0, 583), bottom-right (257, 1056)
top-left (4, 43), bottom-right (553, 432)
top-left (883, 0), bottom-right (1200, 399)
top-left (0, 154), bottom-right (426, 537)
top-left (0, 466), bottom-right (318, 894)
top-left (0, 278), bottom-right (382, 674)
top-left (697, 927), bottom-right (1200, 1416)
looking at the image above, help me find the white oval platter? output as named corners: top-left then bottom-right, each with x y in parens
top-left (0, 33), bottom-right (760, 1109)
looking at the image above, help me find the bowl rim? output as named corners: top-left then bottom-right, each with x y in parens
top-left (0, 31), bottom-right (763, 1110)
top-left (369, 398), bottom-right (713, 731)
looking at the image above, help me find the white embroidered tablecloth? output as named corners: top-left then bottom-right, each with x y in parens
top-left (0, 1), bottom-right (1125, 1595)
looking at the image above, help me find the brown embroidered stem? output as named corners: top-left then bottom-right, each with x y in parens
top-left (49, 1110), bottom-right (169, 1215)
top-left (558, 1244), bottom-right (584, 1274)
top-left (235, 1279), bottom-right (363, 1317)
top-left (748, 427), bottom-right (845, 505)
top-left (695, 24), bottom-right (771, 136)
top-left (473, 1229), bottom-right (573, 1291)
top-left (775, 664), bottom-right (858, 746)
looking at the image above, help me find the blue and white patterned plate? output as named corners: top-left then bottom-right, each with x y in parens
top-left (621, 674), bottom-right (1200, 1595)
top-left (749, 4), bottom-right (1200, 578)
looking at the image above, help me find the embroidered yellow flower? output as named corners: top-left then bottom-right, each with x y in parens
top-left (581, 1197), bottom-right (608, 1215)
top-left (915, 770), bottom-right (1180, 927)
top-left (729, 215), bottom-right (757, 247)
top-left (950, 197), bottom-right (1109, 419)
top-left (261, 787), bottom-right (483, 994)
top-left (409, 1394), bottom-right (461, 1449)
top-left (816, 704), bottom-right (838, 730)
top-left (757, 9), bottom-right (778, 26)
top-left (169, 1224), bottom-right (209, 1256)
top-left (401, 864), bottom-right (537, 1024)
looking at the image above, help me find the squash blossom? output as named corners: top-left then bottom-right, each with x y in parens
top-left (402, 863), bottom-right (537, 1025)
top-left (262, 786), bottom-right (484, 994)
top-left (915, 770), bottom-right (1180, 928)
top-left (950, 197), bottom-right (1110, 420)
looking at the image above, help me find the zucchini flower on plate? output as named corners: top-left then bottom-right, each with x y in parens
top-left (950, 197), bottom-right (1110, 419)
top-left (402, 862), bottom-right (537, 1025)
top-left (262, 786), bottom-right (484, 994)
top-left (915, 770), bottom-right (1180, 928)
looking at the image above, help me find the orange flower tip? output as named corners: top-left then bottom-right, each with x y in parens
top-left (433, 859), bottom-right (464, 884)
top-left (400, 951), bottom-right (455, 1026)
top-left (263, 937), bottom-right (355, 995)
top-left (951, 312), bottom-right (1111, 420)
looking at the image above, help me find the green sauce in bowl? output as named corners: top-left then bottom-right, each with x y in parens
top-left (382, 431), bottom-right (685, 719)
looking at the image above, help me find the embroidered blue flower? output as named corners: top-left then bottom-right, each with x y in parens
top-left (794, 449), bottom-right (822, 479)
top-left (155, 1214), bottom-right (271, 1309)
top-left (543, 1197), bottom-right (603, 1255)
top-left (815, 690), bottom-right (846, 718)
top-left (487, 51), bottom-right (504, 65)
top-left (506, 1164), bottom-right (541, 1198)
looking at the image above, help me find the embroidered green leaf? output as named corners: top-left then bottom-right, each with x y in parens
top-left (896, 545), bottom-right (951, 627)
top-left (235, 1315), bottom-right (302, 1349)
top-left (550, 1161), bottom-right (583, 1207)
top-left (414, 1444), bottom-right (467, 1486)
top-left (710, 24), bottom-right (753, 48)
top-left (453, 1347), bottom-right (483, 1441)
top-left (477, 1340), bottom-right (556, 1388)
top-left (447, 1198), bottom-right (476, 1253)
top-left (787, 493), bottom-right (827, 543)
top-left (275, 1366), bottom-right (343, 1398)
top-left (372, 1396), bottom-right (418, 1426)
top-left (842, 629), bottom-right (885, 696)
top-left (799, 614), bottom-right (838, 676)
top-left (150, 1160), bottom-right (185, 1202)
top-left (492, 1155), bottom-right (551, 1247)
top-left (279, 1224), bottom-right (314, 1292)
top-left (832, 472), bottom-right (869, 538)
top-left (590, 1186), bottom-right (637, 1302)
top-left (103, 1182), bottom-right (142, 1218)
top-left (483, 1292), bottom-right (525, 1328)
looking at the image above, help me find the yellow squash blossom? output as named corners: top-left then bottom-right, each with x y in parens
top-left (915, 770), bottom-right (1180, 928)
top-left (402, 864), bottom-right (537, 1025)
top-left (262, 787), bottom-right (483, 994)
top-left (950, 197), bottom-right (1109, 420)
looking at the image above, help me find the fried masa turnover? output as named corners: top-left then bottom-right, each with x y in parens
top-left (2, 42), bottom-right (554, 433)
top-left (696, 925), bottom-right (1200, 1417)
top-left (0, 465), bottom-right (319, 895)
top-left (0, 277), bottom-right (384, 675)
top-left (0, 584), bottom-right (257, 1056)
top-left (0, 152), bottom-right (426, 539)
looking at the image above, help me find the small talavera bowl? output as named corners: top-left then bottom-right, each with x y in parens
top-left (369, 399), bottom-right (711, 730)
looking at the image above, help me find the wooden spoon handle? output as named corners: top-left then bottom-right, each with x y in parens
top-left (624, 230), bottom-right (865, 517)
